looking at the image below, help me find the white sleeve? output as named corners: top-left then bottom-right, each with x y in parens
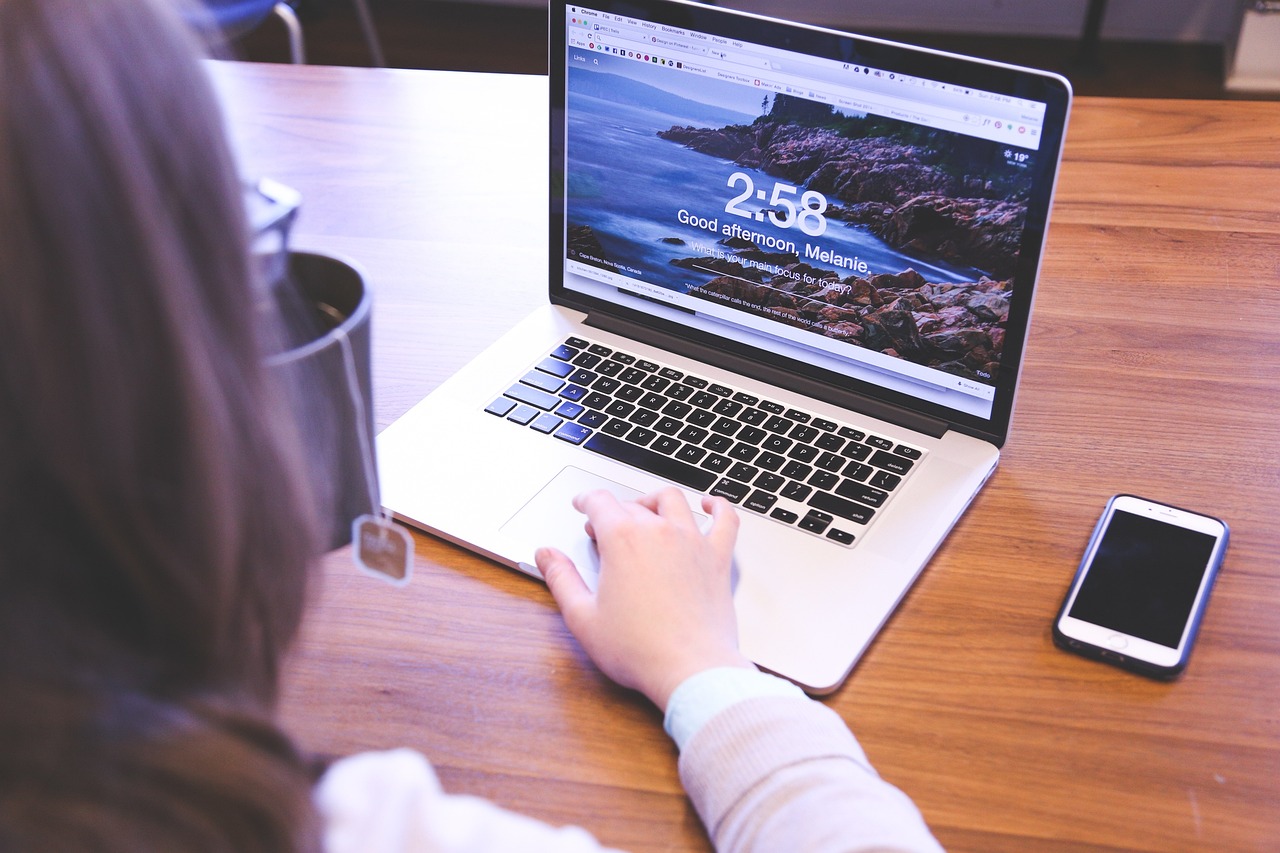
top-left (315, 749), bottom-right (624, 853)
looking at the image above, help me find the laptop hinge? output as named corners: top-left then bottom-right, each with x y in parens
top-left (585, 313), bottom-right (950, 440)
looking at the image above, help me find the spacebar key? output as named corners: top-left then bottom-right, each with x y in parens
top-left (584, 433), bottom-right (717, 491)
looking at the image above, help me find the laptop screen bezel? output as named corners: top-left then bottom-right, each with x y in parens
top-left (548, 0), bottom-right (1071, 447)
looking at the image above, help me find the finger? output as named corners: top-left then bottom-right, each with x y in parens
top-left (573, 488), bottom-right (630, 534)
top-left (535, 546), bottom-right (595, 627)
top-left (701, 495), bottom-right (741, 553)
top-left (638, 486), bottom-right (696, 524)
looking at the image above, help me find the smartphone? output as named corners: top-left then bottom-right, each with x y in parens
top-left (1053, 494), bottom-right (1229, 679)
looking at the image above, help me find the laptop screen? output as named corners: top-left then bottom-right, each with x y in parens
top-left (550, 0), bottom-right (1070, 443)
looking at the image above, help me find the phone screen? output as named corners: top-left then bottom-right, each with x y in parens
top-left (1067, 509), bottom-right (1217, 649)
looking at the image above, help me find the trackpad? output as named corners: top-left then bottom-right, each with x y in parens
top-left (501, 466), bottom-right (642, 591)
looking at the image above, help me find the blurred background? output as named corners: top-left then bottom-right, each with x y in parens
top-left (233, 0), bottom-right (1277, 99)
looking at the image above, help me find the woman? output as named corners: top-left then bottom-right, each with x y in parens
top-left (0, 0), bottom-right (941, 850)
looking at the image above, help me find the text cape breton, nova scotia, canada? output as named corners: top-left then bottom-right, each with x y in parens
top-left (678, 209), bottom-right (870, 287)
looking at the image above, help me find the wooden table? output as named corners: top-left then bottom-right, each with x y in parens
top-left (211, 61), bottom-right (1280, 852)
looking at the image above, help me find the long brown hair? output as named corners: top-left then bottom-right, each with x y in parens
top-left (0, 0), bottom-right (324, 847)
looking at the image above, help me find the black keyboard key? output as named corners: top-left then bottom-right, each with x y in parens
top-left (712, 399), bottom-right (743, 417)
top-left (799, 510), bottom-right (832, 534)
top-left (603, 400), bottom-right (634, 418)
top-left (615, 385), bottom-right (643, 403)
top-left (809, 491), bottom-right (875, 524)
top-left (572, 352), bottom-right (602, 369)
top-left (710, 478), bottom-right (750, 503)
top-left (665, 383), bottom-right (695, 401)
top-left (659, 367), bottom-right (684, 381)
top-left (842, 442), bottom-right (873, 462)
top-left (554, 423), bottom-right (592, 445)
top-left (603, 418), bottom-right (631, 436)
top-left (843, 461), bottom-right (873, 481)
top-left (815, 433), bottom-right (845, 452)
top-left (708, 383), bottom-right (733, 397)
top-left (781, 460), bottom-right (812, 480)
top-left (759, 400), bottom-right (785, 414)
top-left (762, 434), bottom-right (793, 454)
top-left (788, 444), bottom-right (818, 463)
top-left (733, 391), bottom-right (760, 406)
top-left (677, 425), bottom-right (709, 444)
top-left (869, 449), bottom-right (915, 475)
top-left (628, 409), bottom-right (659, 427)
top-left (790, 424), bottom-right (820, 443)
top-left (870, 470), bottom-right (902, 491)
top-left (641, 374), bottom-right (670, 392)
top-left (635, 359), bottom-right (660, 373)
top-left (754, 472), bottom-right (785, 492)
top-left (729, 443), bottom-right (759, 463)
top-left (894, 445), bottom-right (923, 460)
top-left (743, 490), bottom-right (777, 514)
top-left (582, 391), bottom-right (612, 410)
top-left (653, 416), bottom-right (682, 435)
top-left (551, 343), bottom-right (578, 360)
top-left (690, 391), bottom-right (719, 408)
top-left (727, 462), bottom-right (759, 483)
top-left (638, 392), bottom-right (666, 410)
top-left (701, 454), bottom-right (731, 474)
top-left (579, 410), bottom-right (608, 428)
top-left (755, 451), bottom-right (786, 472)
top-left (812, 417), bottom-right (838, 432)
top-left (567, 368), bottom-right (597, 385)
top-left (596, 359), bottom-right (624, 377)
top-left (865, 435), bottom-right (894, 450)
top-left (710, 417), bottom-right (742, 436)
top-left (838, 426), bottom-right (866, 442)
top-left (770, 507), bottom-right (799, 524)
top-left (740, 407), bottom-right (768, 426)
top-left (816, 452), bottom-right (845, 472)
top-left (662, 400), bottom-right (692, 418)
top-left (683, 375), bottom-right (709, 389)
top-left (834, 480), bottom-right (889, 508)
top-left (704, 434), bottom-right (734, 453)
top-left (737, 426), bottom-right (767, 445)
top-left (590, 376), bottom-right (620, 394)
top-left (764, 415), bottom-right (794, 434)
top-left (651, 435), bottom-right (681, 455)
top-left (785, 409), bottom-right (811, 423)
top-left (555, 401), bottom-right (585, 419)
top-left (564, 336), bottom-right (589, 349)
top-left (808, 471), bottom-right (839, 491)
top-left (676, 444), bottom-right (707, 464)
top-left (781, 481), bottom-right (812, 502)
top-left (826, 528), bottom-right (856, 545)
top-left (612, 352), bottom-right (636, 365)
top-left (505, 383), bottom-right (558, 411)
top-left (619, 367), bottom-right (646, 384)
top-left (558, 385), bottom-right (587, 402)
top-left (587, 343), bottom-right (613, 356)
top-left (688, 409), bottom-right (717, 427)
top-left (626, 426), bottom-right (657, 447)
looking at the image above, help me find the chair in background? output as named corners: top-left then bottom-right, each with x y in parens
top-left (197, 0), bottom-right (385, 66)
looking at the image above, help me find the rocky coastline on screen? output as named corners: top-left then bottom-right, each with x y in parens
top-left (674, 244), bottom-right (1008, 384)
top-left (657, 121), bottom-right (1025, 280)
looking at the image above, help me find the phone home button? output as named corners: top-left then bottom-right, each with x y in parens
top-left (1105, 633), bottom-right (1129, 650)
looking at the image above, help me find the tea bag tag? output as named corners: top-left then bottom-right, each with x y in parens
top-left (353, 513), bottom-right (413, 586)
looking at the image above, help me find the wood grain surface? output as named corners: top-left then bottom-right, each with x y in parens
top-left (211, 62), bottom-right (1280, 852)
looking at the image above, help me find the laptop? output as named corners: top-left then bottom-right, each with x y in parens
top-left (377, 0), bottom-right (1071, 693)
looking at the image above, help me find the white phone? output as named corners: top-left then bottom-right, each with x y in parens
top-left (1054, 494), bottom-right (1228, 679)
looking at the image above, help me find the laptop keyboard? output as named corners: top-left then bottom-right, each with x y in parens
top-left (483, 335), bottom-right (925, 547)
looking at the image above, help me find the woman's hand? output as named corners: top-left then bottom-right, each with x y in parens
top-left (535, 488), bottom-right (754, 711)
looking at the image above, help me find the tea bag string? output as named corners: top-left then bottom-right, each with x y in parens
top-left (332, 322), bottom-right (381, 522)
